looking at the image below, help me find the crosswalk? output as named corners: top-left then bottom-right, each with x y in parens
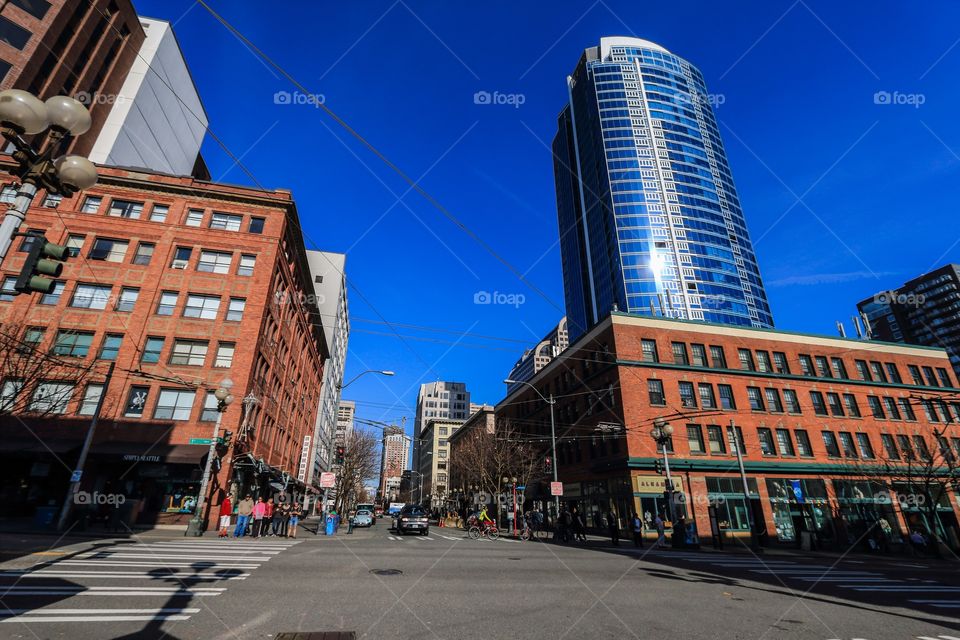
top-left (643, 550), bottom-right (960, 612)
top-left (0, 538), bottom-right (300, 626)
top-left (386, 531), bottom-right (522, 543)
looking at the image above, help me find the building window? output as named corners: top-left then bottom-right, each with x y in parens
top-left (936, 368), bottom-right (954, 388)
top-left (922, 366), bottom-right (939, 387)
top-left (183, 294), bottom-right (221, 320)
top-left (156, 291), bottom-right (178, 316)
top-left (717, 384), bottom-right (736, 410)
top-left (772, 351), bottom-right (789, 374)
top-left (89, 238), bottom-right (128, 262)
top-left (757, 428), bottom-right (776, 455)
top-left (249, 217), bottom-right (265, 233)
top-left (913, 436), bottom-right (931, 461)
top-left (755, 350), bottom-right (772, 372)
top-left (641, 339), bottom-right (658, 363)
top-left (18, 228), bottom-right (43, 252)
top-left (809, 391), bottom-right (827, 416)
top-left (783, 389), bottom-right (801, 414)
top-left (885, 363), bottom-right (902, 384)
top-left (843, 394), bottom-right (861, 417)
top-left (80, 196), bottom-right (102, 213)
top-left (0, 185), bottom-right (16, 203)
top-left (881, 434), bottom-right (899, 460)
top-left (0, 16), bottom-right (32, 49)
top-left (124, 386), bottom-right (149, 417)
top-left (169, 339), bottom-right (208, 366)
top-left (78, 384), bottom-right (104, 416)
top-left (898, 398), bottom-right (917, 421)
top-left (210, 212), bottom-right (242, 231)
top-left (29, 382), bottom-right (73, 413)
top-left (870, 361), bottom-right (887, 383)
top-left (141, 337), bottom-right (164, 364)
top-left (795, 430), bottom-right (813, 457)
top-left (814, 356), bottom-right (831, 378)
top-left (39, 281), bottom-right (64, 305)
top-left (133, 243), bottom-right (154, 265)
top-left (838, 432), bottom-right (858, 458)
top-left (0, 277), bottom-right (15, 301)
top-left (922, 399), bottom-right (940, 422)
top-left (830, 357), bottom-right (848, 379)
top-left (171, 246), bottom-right (192, 268)
top-left (200, 392), bottom-right (220, 421)
top-left (738, 349), bottom-right (755, 371)
top-left (698, 383), bottom-right (716, 409)
top-left (678, 381), bottom-right (697, 408)
top-left (647, 379), bottom-right (665, 405)
top-left (908, 365), bottom-right (923, 385)
top-left (23, 327), bottom-right (44, 350)
top-left (116, 287), bottom-right (139, 312)
top-left (226, 298), bottom-right (245, 321)
top-left (867, 396), bottom-right (885, 419)
top-left (728, 426), bottom-right (746, 454)
top-left (709, 345), bottom-right (726, 368)
top-left (896, 434), bottom-right (915, 460)
top-left (775, 428), bottom-right (795, 456)
top-left (149, 204), bottom-right (168, 222)
top-left (690, 344), bottom-right (707, 367)
top-left (10, 0), bottom-right (51, 20)
top-left (746, 387), bottom-right (765, 411)
top-left (686, 424), bottom-right (705, 454)
top-left (153, 389), bottom-right (196, 420)
top-left (42, 193), bottom-right (61, 208)
top-left (66, 234), bottom-right (84, 257)
top-left (70, 283), bottom-right (112, 309)
top-left (826, 392), bottom-right (844, 416)
top-left (854, 360), bottom-right (871, 381)
top-left (238, 254), bottom-right (256, 276)
top-left (214, 342), bottom-right (235, 368)
top-left (856, 433), bottom-right (875, 459)
top-left (108, 199), bottom-right (143, 219)
top-left (706, 425), bottom-right (726, 454)
top-left (798, 355), bottom-right (814, 376)
top-left (185, 209), bottom-right (204, 226)
top-left (821, 431), bottom-right (841, 458)
top-left (765, 388), bottom-right (783, 413)
top-left (98, 334), bottom-right (122, 360)
top-left (882, 397), bottom-right (901, 420)
top-left (53, 331), bottom-right (93, 357)
top-left (671, 342), bottom-right (688, 365)
top-left (198, 250), bottom-right (232, 274)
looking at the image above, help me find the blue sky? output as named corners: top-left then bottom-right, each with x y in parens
top-left (136, 1), bottom-right (960, 432)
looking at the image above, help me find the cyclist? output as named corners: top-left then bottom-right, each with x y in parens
top-left (478, 505), bottom-right (494, 529)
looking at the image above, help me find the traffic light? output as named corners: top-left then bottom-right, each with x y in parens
top-left (654, 459), bottom-right (664, 475)
top-left (216, 430), bottom-right (233, 455)
top-left (14, 232), bottom-right (68, 295)
top-left (544, 456), bottom-right (552, 471)
top-left (335, 445), bottom-right (345, 465)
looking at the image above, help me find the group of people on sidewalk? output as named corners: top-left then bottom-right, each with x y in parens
top-left (218, 495), bottom-right (304, 538)
top-left (552, 506), bottom-right (670, 548)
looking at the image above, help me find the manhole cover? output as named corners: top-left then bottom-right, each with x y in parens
top-left (370, 569), bottom-right (403, 576)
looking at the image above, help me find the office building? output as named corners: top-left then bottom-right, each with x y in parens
top-left (378, 425), bottom-right (410, 502)
top-left (858, 264), bottom-right (960, 378)
top-left (412, 381), bottom-right (469, 470)
top-left (506, 317), bottom-right (569, 393)
top-left (553, 37), bottom-right (773, 341)
top-left (417, 417), bottom-right (463, 508)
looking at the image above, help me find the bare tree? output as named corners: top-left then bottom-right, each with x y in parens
top-left (0, 321), bottom-right (97, 417)
top-left (333, 429), bottom-right (378, 513)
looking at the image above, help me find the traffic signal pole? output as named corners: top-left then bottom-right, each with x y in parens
top-left (0, 182), bottom-right (37, 265)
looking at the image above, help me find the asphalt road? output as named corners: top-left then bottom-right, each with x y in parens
top-left (2, 522), bottom-right (959, 640)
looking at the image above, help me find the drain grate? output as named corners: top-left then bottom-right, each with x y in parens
top-left (275, 633), bottom-right (356, 640)
top-left (370, 568), bottom-right (403, 576)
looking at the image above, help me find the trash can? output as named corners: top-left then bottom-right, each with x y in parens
top-left (325, 515), bottom-right (336, 536)
top-left (34, 506), bottom-right (57, 528)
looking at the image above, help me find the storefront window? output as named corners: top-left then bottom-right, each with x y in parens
top-left (765, 478), bottom-right (829, 543)
top-left (833, 479), bottom-right (903, 548)
top-left (706, 477), bottom-right (759, 532)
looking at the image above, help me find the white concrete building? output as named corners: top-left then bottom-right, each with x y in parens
top-left (412, 381), bottom-right (469, 472)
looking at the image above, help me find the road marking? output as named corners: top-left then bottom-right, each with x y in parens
top-left (1, 572), bottom-right (249, 580)
top-left (846, 586), bottom-right (960, 592)
top-left (59, 561), bottom-right (261, 569)
top-left (0, 608), bottom-right (200, 623)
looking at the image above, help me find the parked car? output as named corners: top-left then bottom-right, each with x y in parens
top-left (353, 509), bottom-right (374, 527)
top-left (396, 504), bottom-right (429, 536)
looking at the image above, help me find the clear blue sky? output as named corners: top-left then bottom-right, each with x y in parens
top-left (136, 1), bottom-right (960, 433)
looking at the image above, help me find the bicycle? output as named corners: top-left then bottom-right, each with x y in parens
top-left (468, 522), bottom-right (500, 540)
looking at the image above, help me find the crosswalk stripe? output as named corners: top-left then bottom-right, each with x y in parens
top-left (846, 586), bottom-right (960, 592)
top-left (59, 561), bottom-right (261, 569)
top-left (0, 607), bottom-right (201, 622)
top-left (75, 554), bottom-right (275, 561)
top-left (1, 572), bottom-right (250, 580)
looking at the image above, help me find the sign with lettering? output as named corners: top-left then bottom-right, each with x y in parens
top-left (635, 475), bottom-right (683, 494)
top-left (550, 482), bottom-right (563, 496)
top-left (122, 454), bottom-right (161, 463)
top-left (320, 472), bottom-right (336, 488)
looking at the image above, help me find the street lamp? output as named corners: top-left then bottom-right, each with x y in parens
top-left (651, 418), bottom-right (680, 544)
top-left (186, 379), bottom-right (235, 536)
top-left (505, 378), bottom-right (559, 522)
top-left (0, 89), bottom-right (97, 266)
top-left (338, 369), bottom-right (395, 390)
top-left (503, 475), bottom-right (519, 536)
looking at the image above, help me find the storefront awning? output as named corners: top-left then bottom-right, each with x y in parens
top-left (0, 439), bottom-right (78, 454)
top-left (88, 442), bottom-right (209, 464)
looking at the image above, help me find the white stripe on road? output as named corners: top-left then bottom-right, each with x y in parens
top-left (845, 586), bottom-right (960, 592)
top-left (75, 554), bottom-right (275, 561)
top-left (0, 608), bottom-right (200, 623)
top-left (59, 561), bottom-right (261, 569)
top-left (0, 588), bottom-right (224, 597)
top-left (1, 572), bottom-right (249, 580)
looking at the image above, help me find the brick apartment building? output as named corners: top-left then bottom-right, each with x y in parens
top-left (497, 312), bottom-right (960, 550)
top-left (0, 160), bottom-right (327, 530)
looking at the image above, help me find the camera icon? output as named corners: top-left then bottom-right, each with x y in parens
top-left (274, 91), bottom-right (292, 105)
top-left (75, 491), bottom-right (91, 505)
top-left (873, 91), bottom-right (891, 105)
top-left (473, 290), bottom-right (491, 304)
top-left (473, 90), bottom-right (492, 105)
top-left (873, 290), bottom-right (891, 304)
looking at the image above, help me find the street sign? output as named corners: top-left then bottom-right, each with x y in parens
top-left (70, 470), bottom-right (82, 483)
top-left (550, 482), bottom-right (563, 496)
top-left (189, 438), bottom-right (212, 445)
top-left (320, 472), bottom-right (336, 488)
top-left (516, 485), bottom-right (525, 491)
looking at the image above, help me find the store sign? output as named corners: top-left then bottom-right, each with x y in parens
top-left (635, 475), bottom-right (683, 494)
top-left (123, 454), bottom-right (161, 463)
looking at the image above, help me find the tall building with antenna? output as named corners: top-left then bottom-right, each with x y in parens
top-left (553, 37), bottom-right (773, 341)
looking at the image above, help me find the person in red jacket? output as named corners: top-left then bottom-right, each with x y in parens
top-left (218, 495), bottom-right (232, 538)
top-left (260, 498), bottom-right (274, 537)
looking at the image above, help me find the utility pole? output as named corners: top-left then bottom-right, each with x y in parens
top-left (57, 362), bottom-right (114, 531)
top-left (729, 419), bottom-right (760, 551)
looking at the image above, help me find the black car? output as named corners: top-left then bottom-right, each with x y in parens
top-left (395, 504), bottom-right (429, 536)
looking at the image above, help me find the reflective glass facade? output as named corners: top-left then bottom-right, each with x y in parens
top-left (554, 37), bottom-right (774, 341)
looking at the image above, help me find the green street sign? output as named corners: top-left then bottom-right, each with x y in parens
top-left (189, 438), bottom-right (212, 445)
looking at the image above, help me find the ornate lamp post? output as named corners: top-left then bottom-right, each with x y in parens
top-left (651, 419), bottom-right (676, 520)
top-left (186, 379), bottom-right (235, 536)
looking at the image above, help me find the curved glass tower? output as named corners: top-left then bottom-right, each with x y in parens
top-left (554, 37), bottom-right (774, 341)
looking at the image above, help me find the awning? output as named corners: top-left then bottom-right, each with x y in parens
top-left (0, 439), bottom-right (78, 454)
top-left (88, 442), bottom-right (208, 464)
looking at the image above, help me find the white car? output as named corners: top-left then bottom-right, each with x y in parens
top-left (353, 509), bottom-right (374, 527)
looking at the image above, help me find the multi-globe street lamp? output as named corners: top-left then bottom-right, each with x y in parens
top-left (651, 418), bottom-right (676, 519)
top-left (186, 379), bottom-right (235, 536)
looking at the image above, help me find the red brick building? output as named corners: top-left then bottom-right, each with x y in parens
top-left (0, 160), bottom-right (327, 530)
top-left (497, 312), bottom-right (960, 551)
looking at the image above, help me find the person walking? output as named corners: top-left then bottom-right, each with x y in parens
top-left (288, 502), bottom-right (302, 538)
top-left (218, 494), bottom-right (232, 538)
top-left (271, 500), bottom-right (286, 536)
top-left (252, 497), bottom-right (267, 538)
top-left (630, 511), bottom-right (644, 548)
top-left (571, 507), bottom-right (586, 543)
top-left (606, 508), bottom-right (620, 546)
top-left (262, 498), bottom-right (275, 537)
top-left (655, 512), bottom-right (666, 548)
top-left (234, 495), bottom-right (254, 538)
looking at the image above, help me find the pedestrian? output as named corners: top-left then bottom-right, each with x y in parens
top-left (631, 511), bottom-right (644, 548)
top-left (655, 512), bottom-right (666, 548)
top-left (252, 497), bottom-right (267, 538)
top-left (234, 495), bottom-right (254, 538)
top-left (571, 507), bottom-right (586, 542)
top-left (271, 499), bottom-right (285, 536)
top-left (280, 501), bottom-right (292, 537)
top-left (607, 508), bottom-right (620, 546)
top-left (289, 502), bottom-right (302, 538)
top-left (262, 498), bottom-right (275, 536)
top-left (556, 507), bottom-right (569, 543)
top-left (218, 494), bottom-right (232, 538)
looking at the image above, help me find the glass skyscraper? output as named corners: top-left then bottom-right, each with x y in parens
top-left (553, 37), bottom-right (774, 341)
